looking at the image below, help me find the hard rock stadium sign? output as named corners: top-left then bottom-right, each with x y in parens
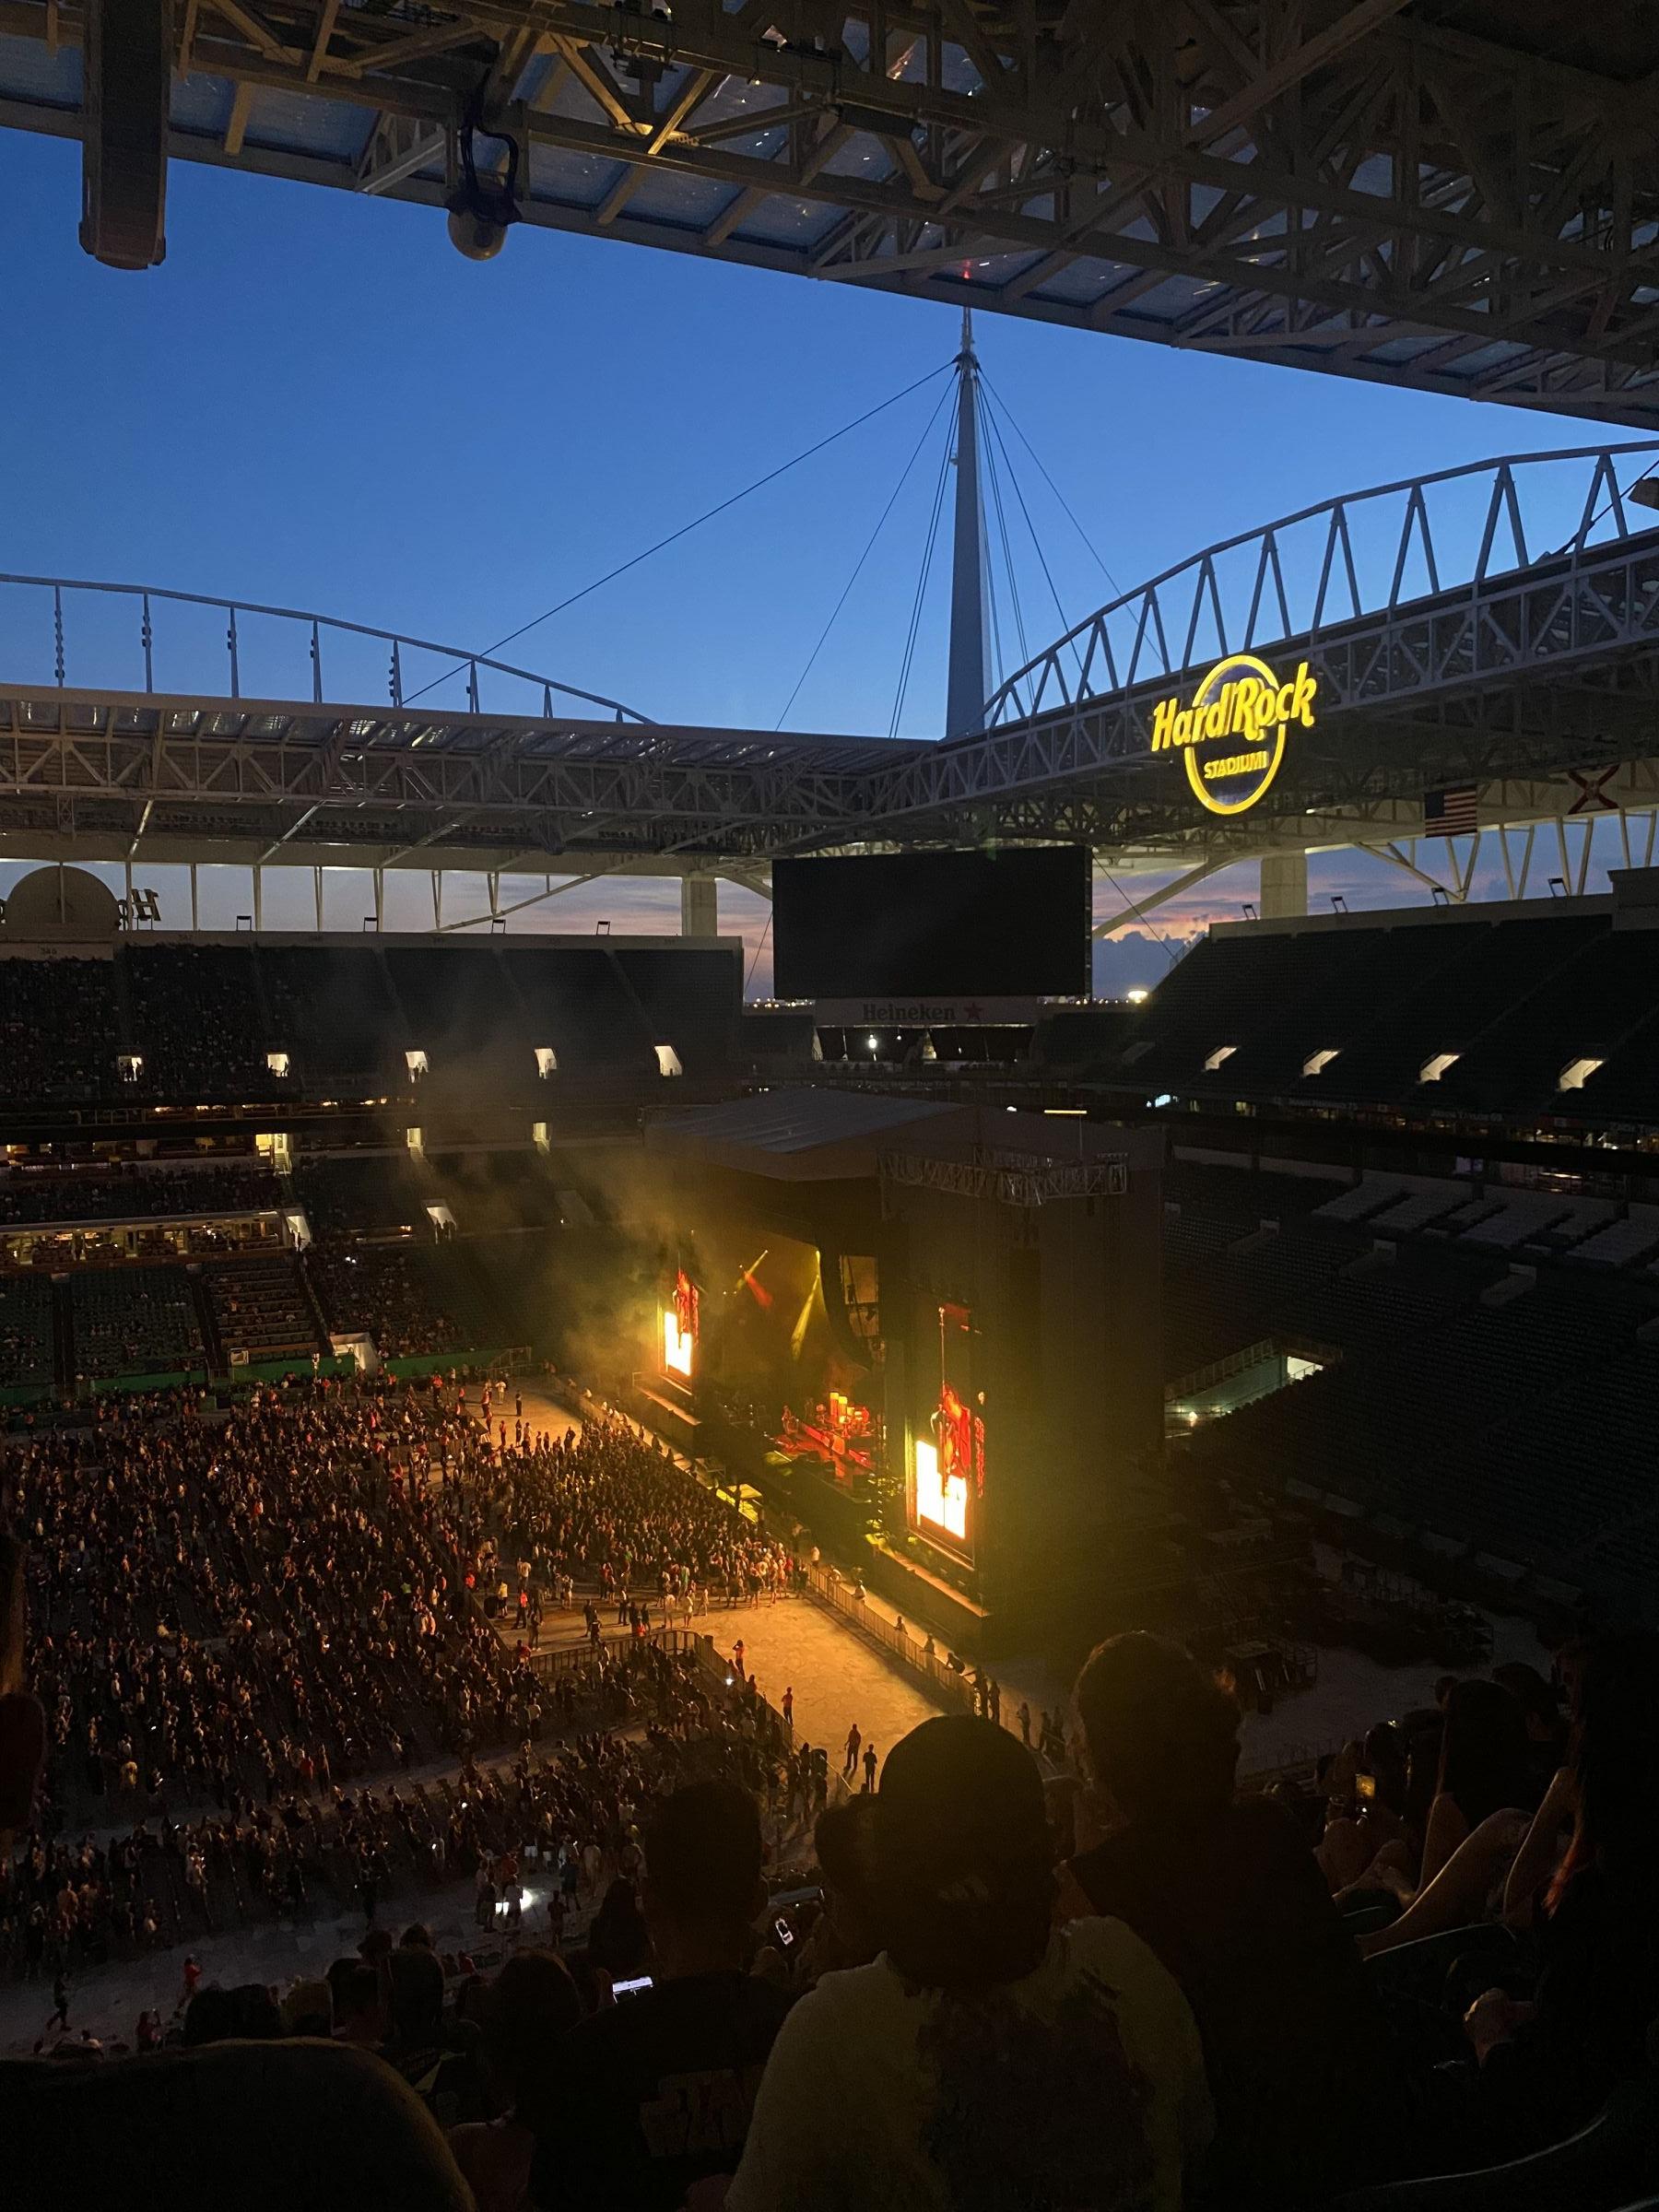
top-left (1150, 653), bottom-right (1319, 817)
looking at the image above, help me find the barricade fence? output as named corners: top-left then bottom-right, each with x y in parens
top-left (799, 1561), bottom-right (1059, 1768)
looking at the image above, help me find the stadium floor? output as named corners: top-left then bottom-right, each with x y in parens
top-left (501, 1384), bottom-right (950, 1769)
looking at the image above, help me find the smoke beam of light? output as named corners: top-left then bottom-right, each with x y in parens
top-left (737, 1250), bottom-right (772, 1308)
top-left (790, 1274), bottom-right (823, 1361)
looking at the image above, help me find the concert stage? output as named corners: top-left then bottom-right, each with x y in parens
top-left (636, 1090), bottom-right (1164, 1651)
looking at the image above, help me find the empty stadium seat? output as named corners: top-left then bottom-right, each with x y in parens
top-left (205, 1253), bottom-right (321, 1361)
top-left (0, 1274), bottom-right (53, 1390)
top-left (69, 1265), bottom-right (205, 1381)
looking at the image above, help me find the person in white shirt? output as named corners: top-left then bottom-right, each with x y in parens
top-left (726, 1714), bottom-right (1212, 2212)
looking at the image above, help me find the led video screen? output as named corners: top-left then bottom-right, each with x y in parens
top-left (771, 847), bottom-right (1089, 999)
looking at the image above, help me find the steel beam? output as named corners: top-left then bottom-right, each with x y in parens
top-left (6, 4), bottom-right (1659, 418)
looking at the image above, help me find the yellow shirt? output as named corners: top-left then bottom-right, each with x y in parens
top-left (726, 1917), bottom-right (1212, 2212)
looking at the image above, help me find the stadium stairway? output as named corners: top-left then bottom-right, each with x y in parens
top-left (247, 940), bottom-right (277, 1051)
top-left (296, 1249), bottom-right (334, 1350)
top-left (48, 1278), bottom-right (72, 1393)
top-left (371, 943), bottom-right (420, 1061)
top-left (193, 1266), bottom-right (227, 1377)
top-left (108, 949), bottom-right (139, 1063)
top-left (425, 1239), bottom-right (517, 1348)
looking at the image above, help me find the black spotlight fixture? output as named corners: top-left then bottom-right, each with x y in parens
top-left (446, 92), bottom-right (523, 263)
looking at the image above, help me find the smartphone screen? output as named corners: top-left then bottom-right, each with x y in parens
top-left (1355, 1772), bottom-right (1376, 1802)
top-left (612, 1975), bottom-right (654, 1998)
top-left (772, 1915), bottom-right (795, 1948)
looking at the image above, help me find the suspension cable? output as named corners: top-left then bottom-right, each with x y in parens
top-left (889, 425), bottom-right (956, 742)
top-left (1095, 857), bottom-right (1185, 969)
top-left (981, 371), bottom-right (1125, 601)
top-left (403, 361), bottom-right (955, 710)
top-left (772, 378), bottom-right (955, 731)
top-left (744, 901), bottom-right (774, 994)
top-left (982, 401), bottom-right (1086, 682)
top-left (979, 382), bottom-right (1030, 682)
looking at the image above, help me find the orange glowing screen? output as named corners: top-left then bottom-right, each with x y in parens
top-left (663, 1308), bottom-right (693, 1376)
top-left (913, 1440), bottom-right (968, 1541)
top-left (663, 1266), bottom-right (699, 1377)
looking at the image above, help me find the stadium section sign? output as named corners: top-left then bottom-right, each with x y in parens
top-left (1150, 653), bottom-right (1317, 816)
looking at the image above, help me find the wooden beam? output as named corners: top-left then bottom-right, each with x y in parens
top-left (594, 162), bottom-right (645, 225)
top-left (647, 66), bottom-right (717, 157)
top-left (1188, 0), bottom-right (1417, 151)
top-left (305, 0), bottom-right (339, 84)
top-left (224, 79), bottom-right (255, 155)
top-left (550, 36), bottom-right (639, 134)
top-left (206, 0), bottom-right (290, 65)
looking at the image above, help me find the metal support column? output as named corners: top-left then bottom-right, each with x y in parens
top-left (945, 309), bottom-right (989, 742)
top-left (253, 863), bottom-right (264, 932)
top-left (1260, 851), bottom-right (1309, 919)
top-left (680, 876), bottom-right (718, 937)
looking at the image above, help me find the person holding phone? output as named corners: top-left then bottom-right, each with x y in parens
top-left (530, 1781), bottom-right (791, 2212)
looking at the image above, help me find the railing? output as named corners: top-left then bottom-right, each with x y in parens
top-left (1165, 1337), bottom-right (1279, 1401)
top-left (524, 1623), bottom-right (698, 1685)
top-left (0, 571), bottom-right (651, 724)
top-left (801, 1560), bottom-right (1059, 1767)
top-left (983, 441), bottom-right (1659, 729)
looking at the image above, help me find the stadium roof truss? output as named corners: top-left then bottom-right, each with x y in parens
top-left (12, 3), bottom-right (1659, 421)
top-left (9, 446), bottom-right (1659, 887)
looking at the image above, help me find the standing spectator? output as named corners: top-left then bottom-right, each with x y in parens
top-left (798, 1799), bottom-right (882, 1983)
top-left (726, 1716), bottom-right (1211, 2211)
top-left (1453, 1634), bottom-right (1659, 2168)
top-left (842, 1723), bottom-right (861, 1779)
top-left (449, 1951), bottom-right (582, 2212)
top-left (861, 1743), bottom-right (878, 1794)
top-left (1065, 1633), bottom-right (1396, 2206)
top-left (585, 1879), bottom-right (651, 1984)
top-left (531, 1781), bottom-right (791, 2211)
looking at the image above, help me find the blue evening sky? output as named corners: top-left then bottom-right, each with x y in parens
top-left (0, 129), bottom-right (1628, 991)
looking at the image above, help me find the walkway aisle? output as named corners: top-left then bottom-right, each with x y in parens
top-left (475, 1382), bottom-right (949, 1771)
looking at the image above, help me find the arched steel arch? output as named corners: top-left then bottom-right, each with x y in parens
top-left (10, 450), bottom-right (1659, 879)
top-left (0, 572), bottom-right (651, 727)
top-left (835, 443), bottom-right (1659, 849)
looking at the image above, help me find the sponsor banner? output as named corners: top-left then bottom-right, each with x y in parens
top-left (812, 996), bottom-right (1043, 1027)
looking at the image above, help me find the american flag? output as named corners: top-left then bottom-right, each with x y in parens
top-left (1423, 784), bottom-right (1478, 837)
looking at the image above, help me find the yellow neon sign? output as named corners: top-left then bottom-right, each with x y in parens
top-left (1149, 653), bottom-right (1316, 816)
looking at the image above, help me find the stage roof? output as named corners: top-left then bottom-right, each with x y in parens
top-left (644, 1087), bottom-right (970, 1181)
